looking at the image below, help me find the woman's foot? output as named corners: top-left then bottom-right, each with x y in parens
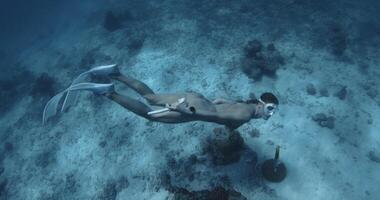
top-left (87, 64), bottom-right (121, 77)
top-left (69, 82), bottom-right (115, 95)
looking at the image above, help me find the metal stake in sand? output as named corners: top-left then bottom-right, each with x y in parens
top-left (261, 145), bottom-right (287, 182)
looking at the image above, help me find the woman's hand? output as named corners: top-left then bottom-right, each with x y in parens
top-left (165, 98), bottom-right (193, 114)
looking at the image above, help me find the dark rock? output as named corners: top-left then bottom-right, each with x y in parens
top-left (328, 23), bottom-right (348, 56)
top-left (103, 11), bottom-right (122, 32)
top-left (207, 128), bottom-right (245, 165)
top-left (320, 117), bottom-right (335, 129)
top-left (172, 186), bottom-right (247, 200)
top-left (0, 167), bottom-right (4, 175)
top-left (312, 113), bottom-right (327, 122)
top-left (115, 176), bottom-right (129, 192)
top-left (334, 86), bottom-right (347, 100)
top-left (65, 173), bottom-right (77, 193)
top-left (367, 151), bottom-right (380, 163)
top-left (248, 128), bottom-right (260, 138)
top-left (30, 73), bottom-right (56, 97)
top-left (244, 39), bottom-right (262, 58)
top-left (240, 58), bottom-right (263, 80)
top-left (262, 49), bottom-right (285, 73)
top-left (241, 40), bottom-right (284, 80)
top-left (306, 83), bottom-right (317, 95)
top-left (127, 37), bottom-right (144, 55)
top-left (99, 181), bottom-right (117, 200)
top-left (159, 171), bottom-right (172, 190)
top-left (166, 155), bottom-right (178, 170)
top-left (312, 113), bottom-right (335, 129)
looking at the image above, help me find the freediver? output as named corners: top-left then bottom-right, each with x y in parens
top-left (43, 64), bottom-right (279, 130)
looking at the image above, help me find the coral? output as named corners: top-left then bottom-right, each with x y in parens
top-left (127, 37), bottom-right (145, 55)
top-left (248, 128), bottom-right (261, 138)
top-left (244, 39), bottom-right (262, 58)
top-left (334, 85), bottom-right (347, 100)
top-left (367, 151), bottom-right (380, 163)
top-left (171, 186), bottom-right (247, 200)
top-left (306, 83), bottom-right (317, 95)
top-left (312, 113), bottom-right (335, 129)
top-left (98, 177), bottom-right (129, 199)
top-left (241, 40), bottom-right (285, 80)
top-left (206, 128), bottom-right (245, 165)
top-left (99, 181), bottom-right (117, 200)
top-left (327, 23), bottom-right (348, 56)
top-left (164, 152), bottom-right (199, 183)
top-left (362, 81), bottom-right (378, 99)
top-left (64, 173), bottom-right (78, 193)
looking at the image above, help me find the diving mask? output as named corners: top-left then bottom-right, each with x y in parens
top-left (258, 99), bottom-right (277, 116)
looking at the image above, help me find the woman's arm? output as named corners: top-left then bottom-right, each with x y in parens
top-left (212, 98), bottom-right (234, 104)
top-left (167, 98), bottom-right (220, 120)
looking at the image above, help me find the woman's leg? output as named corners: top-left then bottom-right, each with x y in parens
top-left (111, 74), bottom-right (155, 96)
top-left (107, 92), bottom-right (152, 120)
top-left (107, 92), bottom-right (188, 123)
top-left (110, 74), bottom-right (184, 106)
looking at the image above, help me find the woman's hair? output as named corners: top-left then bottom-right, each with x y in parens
top-left (260, 92), bottom-right (279, 105)
top-left (245, 98), bottom-right (259, 104)
top-left (245, 92), bottom-right (279, 105)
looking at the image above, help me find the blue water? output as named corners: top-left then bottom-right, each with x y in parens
top-left (1, 0), bottom-right (380, 199)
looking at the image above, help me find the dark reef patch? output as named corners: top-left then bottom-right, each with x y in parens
top-left (103, 11), bottom-right (123, 32)
top-left (98, 176), bottom-right (129, 200)
top-left (103, 9), bottom-right (134, 32)
top-left (0, 69), bottom-right (34, 114)
top-left (367, 151), bottom-right (380, 163)
top-left (171, 186), bottom-right (247, 200)
top-left (312, 113), bottom-right (335, 129)
top-left (334, 85), bottom-right (348, 100)
top-left (241, 39), bottom-right (285, 81)
top-left (0, 178), bottom-right (8, 198)
top-left (306, 83), bottom-right (317, 96)
top-left (327, 23), bottom-right (348, 57)
top-left (159, 170), bottom-right (247, 200)
top-left (205, 128), bottom-right (245, 165)
top-left (30, 73), bottom-right (56, 98)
